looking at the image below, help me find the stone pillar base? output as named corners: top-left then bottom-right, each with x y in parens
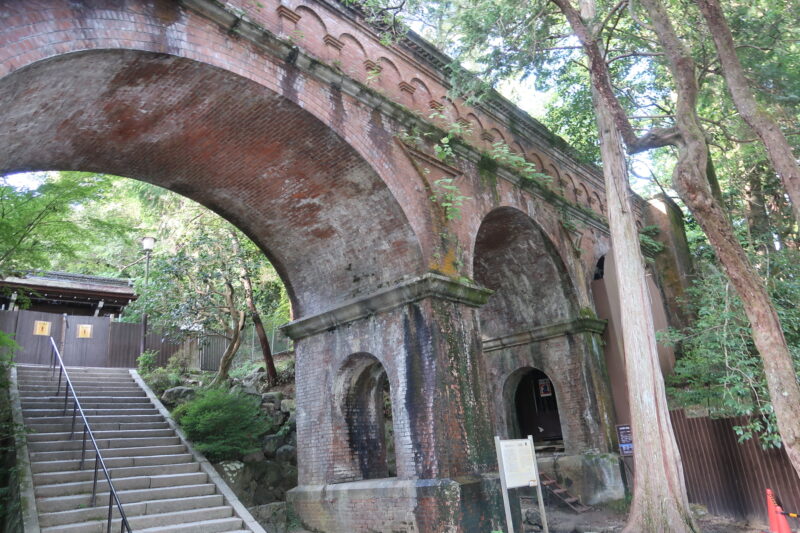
top-left (288, 475), bottom-right (507, 532)
top-left (536, 452), bottom-right (626, 505)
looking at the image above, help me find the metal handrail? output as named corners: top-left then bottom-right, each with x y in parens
top-left (47, 337), bottom-right (132, 533)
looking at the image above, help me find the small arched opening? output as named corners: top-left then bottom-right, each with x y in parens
top-left (335, 353), bottom-right (397, 482)
top-left (506, 367), bottom-right (563, 448)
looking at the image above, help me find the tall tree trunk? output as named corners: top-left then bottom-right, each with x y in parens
top-left (694, 0), bottom-right (800, 226)
top-left (637, 0), bottom-right (800, 480)
top-left (745, 170), bottom-right (772, 252)
top-left (241, 272), bottom-right (278, 384)
top-left (230, 231), bottom-right (278, 384)
top-left (594, 87), bottom-right (697, 532)
top-left (210, 281), bottom-right (246, 386)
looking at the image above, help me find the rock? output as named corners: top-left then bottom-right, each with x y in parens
top-left (280, 399), bottom-right (295, 413)
top-left (249, 502), bottom-right (287, 533)
top-left (160, 386), bottom-right (195, 408)
top-left (262, 392), bottom-right (283, 405)
top-left (263, 434), bottom-right (287, 458)
top-left (243, 450), bottom-right (266, 463)
top-left (276, 444), bottom-right (296, 465)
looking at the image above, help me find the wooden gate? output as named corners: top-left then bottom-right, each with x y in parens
top-left (62, 315), bottom-right (111, 366)
top-left (8, 310), bottom-right (65, 365)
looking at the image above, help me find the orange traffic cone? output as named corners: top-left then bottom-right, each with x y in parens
top-left (769, 489), bottom-right (780, 532)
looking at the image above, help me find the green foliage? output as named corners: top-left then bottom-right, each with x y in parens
top-left (430, 178), bottom-right (470, 221)
top-left (0, 332), bottom-right (21, 528)
top-left (0, 172), bottom-right (119, 277)
top-left (144, 368), bottom-right (182, 396)
top-left (137, 350), bottom-right (157, 375)
top-left (638, 225), bottom-right (665, 256)
top-left (166, 350), bottom-right (192, 375)
top-left (487, 141), bottom-right (551, 185)
top-left (666, 247), bottom-right (800, 448)
top-left (175, 388), bottom-right (271, 462)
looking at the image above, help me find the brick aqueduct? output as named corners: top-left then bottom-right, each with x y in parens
top-left (0, 0), bottom-right (686, 531)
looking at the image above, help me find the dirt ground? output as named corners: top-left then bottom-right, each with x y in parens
top-left (528, 503), bottom-right (768, 533)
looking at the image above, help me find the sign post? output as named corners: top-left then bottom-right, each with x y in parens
top-left (494, 436), bottom-right (549, 533)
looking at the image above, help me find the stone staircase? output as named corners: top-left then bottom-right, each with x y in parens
top-left (14, 364), bottom-right (264, 532)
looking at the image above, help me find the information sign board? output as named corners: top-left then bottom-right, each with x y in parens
top-left (494, 436), bottom-right (549, 533)
top-left (616, 424), bottom-right (633, 456)
top-left (498, 438), bottom-right (538, 489)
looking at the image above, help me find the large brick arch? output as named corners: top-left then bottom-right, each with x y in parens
top-left (473, 206), bottom-right (578, 338)
top-left (0, 49), bottom-right (424, 317)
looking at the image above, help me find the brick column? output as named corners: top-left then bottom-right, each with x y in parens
top-left (283, 273), bottom-right (505, 532)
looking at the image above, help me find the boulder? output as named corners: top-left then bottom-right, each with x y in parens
top-left (263, 434), bottom-right (287, 458)
top-left (262, 392), bottom-right (283, 405)
top-left (248, 502), bottom-right (287, 533)
top-left (280, 399), bottom-right (295, 413)
top-left (275, 444), bottom-right (296, 465)
top-left (160, 386), bottom-right (195, 408)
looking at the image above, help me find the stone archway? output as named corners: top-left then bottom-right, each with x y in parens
top-left (473, 207), bottom-right (614, 454)
top-left (506, 367), bottom-right (564, 445)
top-left (0, 49), bottom-right (424, 316)
top-left (333, 352), bottom-right (396, 482)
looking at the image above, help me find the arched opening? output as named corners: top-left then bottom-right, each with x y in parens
top-left (335, 353), bottom-right (397, 482)
top-left (511, 368), bottom-right (563, 445)
top-left (0, 49), bottom-right (424, 319)
top-left (473, 207), bottom-right (577, 339)
top-left (473, 207), bottom-right (579, 450)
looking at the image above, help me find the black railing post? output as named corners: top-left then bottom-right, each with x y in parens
top-left (80, 426), bottom-right (88, 470)
top-left (56, 366), bottom-right (62, 395)
top-left (91, 454), bottom-right (99, 506)
top-left (106, 494), bottom-right (113, 533)
top-left (70, 403), bottom-right (77, 438)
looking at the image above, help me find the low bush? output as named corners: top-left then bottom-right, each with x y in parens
top-left (145, 368), bottom-right (181, 396)
top-left (175, 388), bottom-right (271, 462)
top-left (137, 350), bottom-right (158, 374)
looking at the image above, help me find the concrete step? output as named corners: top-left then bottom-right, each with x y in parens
top-left (17, 376), bottom-right (136, 388)
top-left (137, 516), bottom-right (246, 533)
top-left (18, 385), bottom-right (143, 394)
top-left (18, 385), bottom-right (147, 394)
top-left (22, 396), bottom-right (153, 408)
top-left (31, 444), bottom-right (186, 462)
top-left (25, 414), bottom-right (165, 425)
top-left (27, 427), bottom-right (174, 442)
top-left (39, 495), bottom-right (226, 528)
top-left (30, 453), bottom-right (194, 473)
top-left (40, 504), bottom-right (236, 532)
top-left (29, 435), bottom-right (181, 452)
top-left (35, 471), bottom-right (209, 497)
top-left (26, 420), bottom-right (169, 433)
top-left (37, 483), bottom-right (218, 512)
top-left (24, 407), bottom-right (160, 418)
top-left (33, 461), bottom-right (201, 486)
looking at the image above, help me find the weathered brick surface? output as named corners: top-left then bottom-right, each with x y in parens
top-left (0, 1), bottom-right (647, 530)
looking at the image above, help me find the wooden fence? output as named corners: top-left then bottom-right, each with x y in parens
top-left (2, 310), bottom-right (201, 368)
top-left (670, 409), bottom-right (800, 522)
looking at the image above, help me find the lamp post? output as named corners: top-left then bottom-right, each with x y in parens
top-left (139, 236), bottom-right (156, 355)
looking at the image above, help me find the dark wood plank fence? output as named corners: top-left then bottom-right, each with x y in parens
top-left (671, 409), bottom-right (800, 522)
top-left (1, 310), bottom-right (202, 369)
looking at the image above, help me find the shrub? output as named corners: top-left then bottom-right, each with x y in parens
top-left (166, 349), bottom-right (193, 374)
top-left (177, 388), bottom-right (271, 462)
top-left (145, 368), bottom-right (181, 396)
top-left (137, 350), bottom-right (158, 374)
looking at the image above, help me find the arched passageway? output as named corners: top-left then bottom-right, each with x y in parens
top-left (510, 368), bottom-right (563, 444)
top-left (334, 353), bottom-right (396, 482)
top-left (473, 207), bottom-right (613, 454)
